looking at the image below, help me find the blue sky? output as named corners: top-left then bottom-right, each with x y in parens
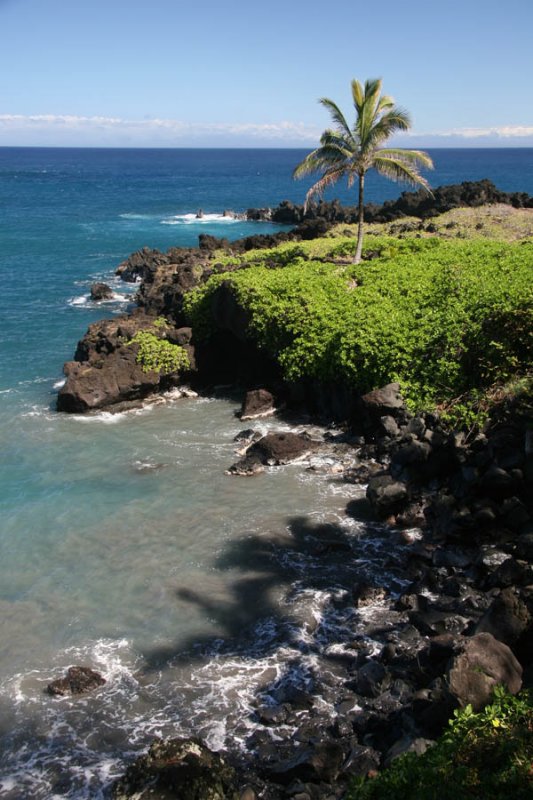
top-left (1, 0), bottom-right (532, 147)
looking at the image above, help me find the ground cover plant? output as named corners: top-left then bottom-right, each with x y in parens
top-left (346, 687), bottom-right (533, 800)
top-left (128, 329), bottom-right (190, 375)
top-left (185, 235), bottom-right (533, 420)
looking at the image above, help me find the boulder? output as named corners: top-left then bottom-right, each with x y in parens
top-left (229, 429), bottom-right (316, 474)
top-left (446, 632), bottom-right (522, 711)
top-left (246, 432), bottom-right (317, 466)
top-left (264, 741), bottom-right (345, 785)
top-left (47, 666), bottom-right (106, 696)
top-left (360, 382), bottom-right (406, 418)
top-left (240, 389), bottom-right (276, 420)
top-left (355, 660), bottom-right (391, 697)
top-left (366, 474), bottom-right (408, 518)
top-left (90, 282), bottom-right (114, 301)
top-left (474, 588), bottom-right (531, 645)
top-left (112, 737), bottom-right (238, 800)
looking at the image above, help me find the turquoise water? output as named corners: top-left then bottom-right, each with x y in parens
top-left (1, 147), bottom-right (533, 797)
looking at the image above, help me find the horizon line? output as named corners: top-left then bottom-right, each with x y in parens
top-left (2, 144), bottom-right (533, 151)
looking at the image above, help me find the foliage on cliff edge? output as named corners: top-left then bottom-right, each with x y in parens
top-left (184, 235), bottom-right (533, 416)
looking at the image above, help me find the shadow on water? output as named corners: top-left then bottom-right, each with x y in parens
top-left (140, 506), bottom-right (410, 679)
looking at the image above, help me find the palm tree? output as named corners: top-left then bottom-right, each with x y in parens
top-left (293, 78), bottom-right (433, 263)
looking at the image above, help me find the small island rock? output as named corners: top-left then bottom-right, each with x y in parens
top-left (90, 282), bottom-right (114, 301)
top-left (47, 666), bottom-right (106, 697)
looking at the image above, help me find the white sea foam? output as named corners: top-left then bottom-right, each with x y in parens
top-left (20, 406), bottom-right (48, 418)
top-left (119, 212), bottom-right (154, 220)
top-left (73, 410), bottom-right (129, 424)
top-left (161, 213), bottom-right (240, 226)
top-left (69, 295), bottom-right (88, 306)
top-left (53, 378), bottom-right (66, 389)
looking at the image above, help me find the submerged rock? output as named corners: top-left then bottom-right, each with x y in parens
top-left (112, 737), bottom-right (238, 800)
top-left (46, 666), bottom-right (106, 697)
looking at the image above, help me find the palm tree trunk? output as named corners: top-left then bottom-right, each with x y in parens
top-left (354, 173), bottom-right (365, 264)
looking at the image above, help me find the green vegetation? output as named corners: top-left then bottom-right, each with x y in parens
top-left (293, 78), bottom-right (433, 263)
top-left (128, 330), bottom-right (190, 375)
top-left (347, 687), bottom-right (533, 800)
top-left (184, 236), bottom-right (533, 418)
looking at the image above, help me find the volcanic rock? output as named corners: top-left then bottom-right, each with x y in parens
top-left (47, 666), bottom-right (106, 697)
top-left (366, 474), bottom-right (408, 518)
top-left (247, 432), bottom-right (317, 465)
top-left (90, 282), bottom-right (114, 301)
top-left (240, 389), bottom-right (276, 420)
top-left (446, 632), bottom-right (522, 710)
top-left (474, 587), bottom-right (531, 645)
top-left (112, 737), bottom-right (238, 800)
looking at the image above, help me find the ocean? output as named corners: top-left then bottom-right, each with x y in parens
top-left (1, 147), bottom-right (532, 797)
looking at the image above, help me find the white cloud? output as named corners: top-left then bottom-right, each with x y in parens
top-left (0, 114), bottom-right (321, 145)
top-left (404, 124), bottom-right (533, 140)
top-left (2, 114), bottom-right (533, 147)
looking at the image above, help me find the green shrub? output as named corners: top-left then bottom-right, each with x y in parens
top-left (184, 237), bottom-right (533, 419)
top-left (128, 330), bottom-right (190, 375)
top-left (347, 687), bottom-right (533, 800)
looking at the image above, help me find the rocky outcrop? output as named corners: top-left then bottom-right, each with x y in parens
top-left (47, 666), bottom-right (106, 697)
top-left (57, 315), bottom-right (195, 413)
top-left (115, 246), bottom-right (173, 283)
top-left (90, 282), bottom-right (113, 301)
top-left (112, 738), bottom-right (238, 800)
top-left (237, 180), bottom-right (533, 244)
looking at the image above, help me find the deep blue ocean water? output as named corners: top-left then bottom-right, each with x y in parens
top-left (1, 147), bottom-right (533, 797)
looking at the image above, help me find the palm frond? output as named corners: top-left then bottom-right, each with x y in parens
top-left (376, 94), bottom-right (395, 114)
top-left (377, 147), bottom-right (434, 170)
top-left (360, 79), bottom-right (384, 139)
top-left (293, 133), bottom-right (356, 179)
top-left (318, 97), bottom-right (354, 141)
top-left (373, 154), bottom-right (433, 190)
top-left (303, 165), bottom-right (351, 209)
top-left (351, 79), bottom-right (364, 113)
top-left (364, 108), bottom-right (412, 150)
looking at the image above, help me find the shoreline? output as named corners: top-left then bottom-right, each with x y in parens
top-left (50, 182), bottom-right (533, 797)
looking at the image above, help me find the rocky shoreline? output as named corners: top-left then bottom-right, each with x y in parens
top-left (95, 381), bottom-right (531, 800)
top-left (55, 184), bottom-right (533, 799)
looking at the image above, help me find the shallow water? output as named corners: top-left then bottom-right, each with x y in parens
top-left (0, 391), bottom-right (413, 797)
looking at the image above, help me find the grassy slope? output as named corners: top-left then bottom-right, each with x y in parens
top-left (185, 206), bottom-right (533, 424)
